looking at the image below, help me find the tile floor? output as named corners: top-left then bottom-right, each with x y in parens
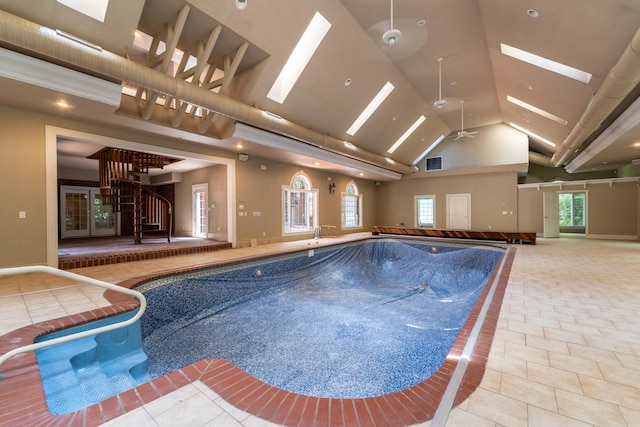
top-left (1, 235), bottom-right (639, 426)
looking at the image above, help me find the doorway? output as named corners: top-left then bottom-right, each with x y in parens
top-left (544, 191), bottom-right (587, 238)
top-left (60, 186), bottom-right (118, 239)
top-left (192, 183), bottom-right (208, 238)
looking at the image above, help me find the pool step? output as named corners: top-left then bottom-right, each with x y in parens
top-left (36, 314), bottom-right (151, 415)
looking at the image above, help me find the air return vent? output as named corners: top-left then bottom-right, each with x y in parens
top-left (425, 156), bottom-right (443, 171)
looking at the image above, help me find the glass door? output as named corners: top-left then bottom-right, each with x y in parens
top-left (60, 186), bottom-right (117, 239)
top-left (192, 183), bottom-right (208, 238)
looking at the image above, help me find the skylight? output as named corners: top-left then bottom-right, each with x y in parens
top-left (346, 82), bottom-right (395, 136)
top-left (267, 12), bottom-right (332, 104)
top-left (509, 122), bottom-right (556, 148)
top-left (507, 96), bottom-right (568, 125)
top-left (413, 134), bottom-right (446, 164)
top-left (500, 43), bottom-right (592, 84)
top-left (387, 115), bottom-right (426, 154)
top-left (58, 0), bottom-right (109, 22)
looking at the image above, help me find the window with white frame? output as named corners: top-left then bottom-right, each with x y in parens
top-left (415, 195), bottom-right (435, 228)
top-left (283, 171), bottom-right (317, 234)
top-left (341, 181), bottom-right (362, 228)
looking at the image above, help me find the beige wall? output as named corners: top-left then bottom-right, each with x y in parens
top-left (0, 105), bottom-right (48, 266)
top-left (1, 101), bottom-right (638, 268)
top-left (233, 155), bottom-right (378, 246)
top-left (174, 165), bottom-right (227, 240)
top-left (376, 171), bottom-right (519, 232)
top-left (517, 181), bottom-right (639, 239)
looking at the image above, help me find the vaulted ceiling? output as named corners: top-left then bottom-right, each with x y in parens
top-left (0, 0), bottom-right (638, 179)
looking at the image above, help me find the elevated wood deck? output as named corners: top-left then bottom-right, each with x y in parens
top-left (371, 226), bottom-right (536, 244)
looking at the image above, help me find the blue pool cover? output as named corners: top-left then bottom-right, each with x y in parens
top-left (137, 239), bottom-right (503, 398)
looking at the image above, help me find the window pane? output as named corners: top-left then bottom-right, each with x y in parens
top-left (417, 197), bottom-right (434, 227)
top-left (573, 193), bottom-right (585, 226)
top-left (558, 193), bottom-right (572, 226)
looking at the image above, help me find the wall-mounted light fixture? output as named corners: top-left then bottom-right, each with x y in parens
top-left (329, 182), bottom-right (336, 194)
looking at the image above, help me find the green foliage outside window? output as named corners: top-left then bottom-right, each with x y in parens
top-left (559, 192), bottom-right (585, 226)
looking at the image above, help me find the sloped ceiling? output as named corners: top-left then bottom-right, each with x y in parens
top-left (0, 0), bottom-right (638, 177)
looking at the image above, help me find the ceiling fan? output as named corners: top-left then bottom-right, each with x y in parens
top-left (454, 100), bottom-right (479, 140)
top-left (433, 57), bottom-right (447, 109)
top-left (382, 0), bottom-right (402, 46)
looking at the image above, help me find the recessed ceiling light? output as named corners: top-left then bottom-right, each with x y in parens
top-left (527, 9), bottom-right (540, 18)
top-left (417, 20), bottom-right (426, 26)
top-left (501, 43), bottom-right (592, 84)
top-left (344, 78), bottom-right (352, 87)
top-left (633, 142), bottom-right (640, 147)
top-left (56, 100), bottom-right (71, 108)
top-left (387, 115), bottom-right (426, 154)
top-left (343, 141), bottom-right (357, 150)
top-left (450, 81), bottom-right (458, 86)
top-left (236, 142), bottom-right (243, 149)
top-left (267, 12), bottom-right (332, 104)
top-left (524, 84), bottom-right (533, 90)
top-left (346, 81), bottom-right (395, 136)
top-left (507, 95), bottom-right (568, 125)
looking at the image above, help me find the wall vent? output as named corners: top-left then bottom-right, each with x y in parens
top-left (425, 156), bottom-right (443, 171)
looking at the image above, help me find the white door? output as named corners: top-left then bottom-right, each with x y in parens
top-left (446, 193), bottom-right (471, 230)
top-left (543, 191), bottom-right (560, 238)
top-left (192, 184), bottom-right (208, 238)
top-left (60, 186), bottom-right (117, 238)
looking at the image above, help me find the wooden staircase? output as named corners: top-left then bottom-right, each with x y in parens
top-left (91, 148), bottom-right (174, 244)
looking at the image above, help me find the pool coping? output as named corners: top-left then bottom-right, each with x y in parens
top-left (0, 238), bottom-right (515, 426)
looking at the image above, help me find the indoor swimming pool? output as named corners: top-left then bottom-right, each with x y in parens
top-left (135, 238), bottom-right (504, 399)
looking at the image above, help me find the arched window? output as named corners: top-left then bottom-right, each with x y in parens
top-left (283, 171), bottom-right (318, 234)
top-left (341, 181), bottom-right (362, 228)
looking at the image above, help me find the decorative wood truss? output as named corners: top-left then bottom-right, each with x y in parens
top-left (131, 4), bottom-right (252, 136)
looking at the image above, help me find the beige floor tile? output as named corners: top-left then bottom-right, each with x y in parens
top-left (507, 320), bottom-right (545, 337)
top-left (527, 406), bottom-right (593, 427)
top-left (597, 360), bottom-right (640, 388)
top-left (526, 362), bottom-right (582, 394)
top-left (485, 353), bottom-right (527, 379)
top-left (439, 407), bottom-right (496, 427)
top-left (466, 388), bottom-right (528, 427)
top-left (543, 327), bottom-right (587, 346)
top-left (99, 407), bottom-right (157, 427)
top-left (579, 374), bottom-right (640, 410)
top-left (479, 368), bottom-right (502, 393)
top-left (619, 406), bottom-right (640, 427)
top-left (556, 389), bottom-right (627, 427)
top-left (567, 342), bottom-right (619, 363)
top-left (499, 374), bottom-right (557, 412)
top-left (504, 342), bottom-right (549, 365)
top-left (547, 352), bottom-right (603, 379)
top-left (525, 334), bottom-right (569, 355)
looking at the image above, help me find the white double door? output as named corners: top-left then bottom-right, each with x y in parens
top-left (60, 186), bottom-right (118, 239)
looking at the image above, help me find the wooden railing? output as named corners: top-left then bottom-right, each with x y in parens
top-left (92, 147), bottom-right (174, 244)
top-left (139, 189), bottom-right (172, 243)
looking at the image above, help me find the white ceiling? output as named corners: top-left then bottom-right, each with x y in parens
top-left (0, 0), bottom-right (638, 178)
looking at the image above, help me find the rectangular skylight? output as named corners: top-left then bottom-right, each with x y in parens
top-left (507, 96), bottom-right (568, 125)
top-left (267, 12), bottom-right (332, 104)
top-left (413, 134), bottom-right (445, 164)
top-left (500, 43), bottom-right (592, 84)
top-left (346, 82), bottom-right (395, 136)
top-left (387, 115), bottom-right (426, 154)
top-left (58, 0), bottom-right (109, 22)
top-left (509, 122), bottom-right (556, 148)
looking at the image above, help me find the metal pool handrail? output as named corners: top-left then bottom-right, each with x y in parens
top-left (0, 265), bottom-right (146, 368)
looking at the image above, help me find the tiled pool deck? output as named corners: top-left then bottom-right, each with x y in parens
top-left (1, 234), bottom-right (640, 426)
